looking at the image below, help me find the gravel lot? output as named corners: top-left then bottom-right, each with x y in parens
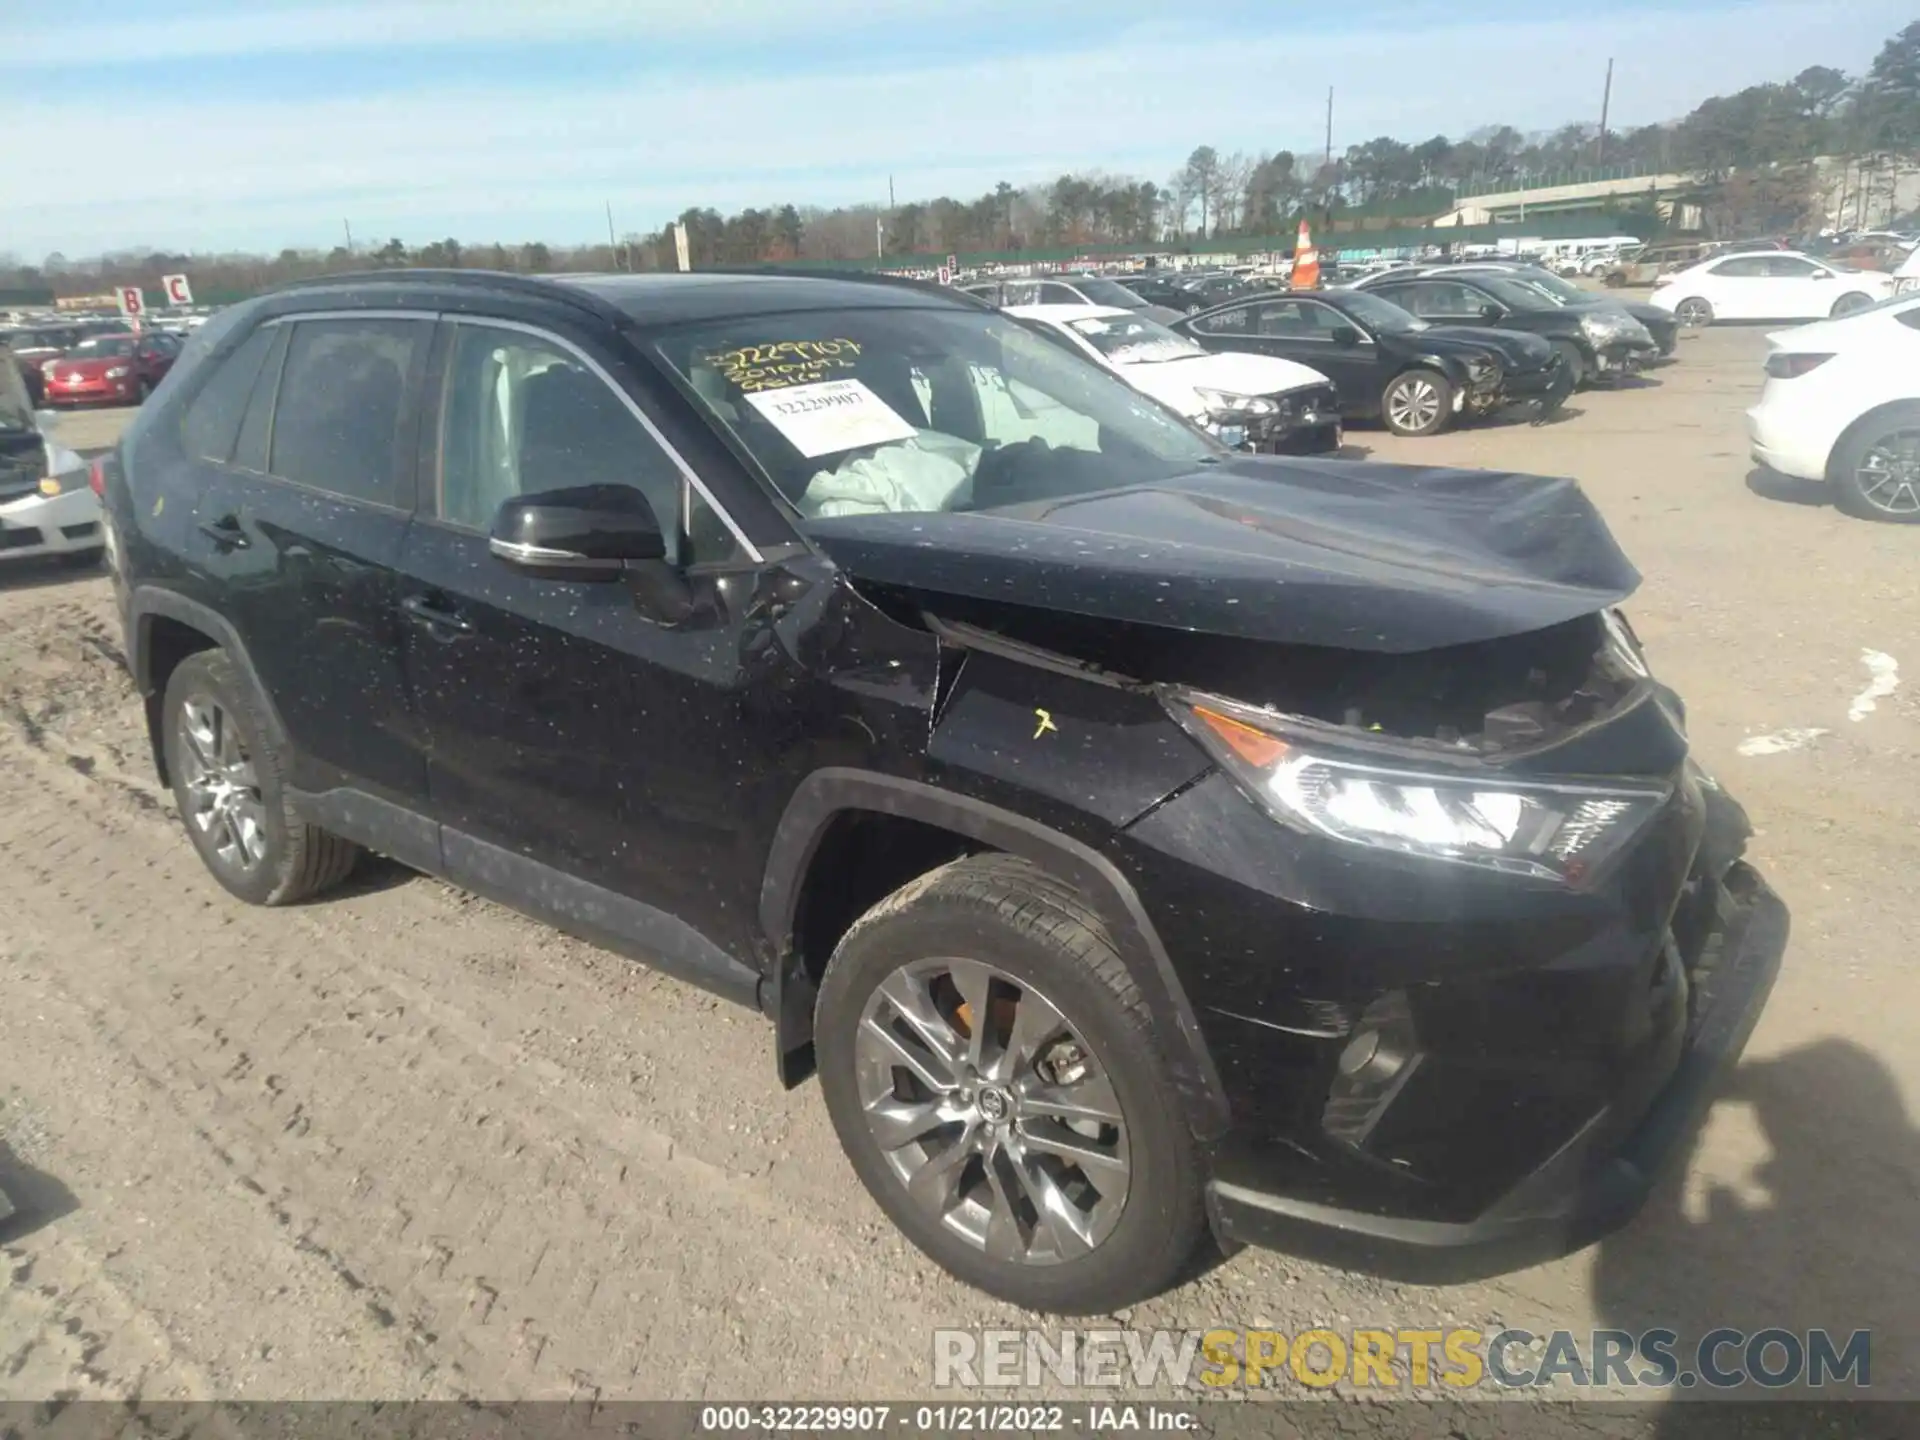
top-left (2, 324), bottom-right (1916, 1417)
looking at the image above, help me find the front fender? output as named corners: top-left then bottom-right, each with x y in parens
top-left (759, 768), bottom-right (1231, 1139)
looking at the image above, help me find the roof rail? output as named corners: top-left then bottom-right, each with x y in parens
top-left (698, 264), bottom-right (995, 309)
top-left (253, 267), bottom-right (628, 324)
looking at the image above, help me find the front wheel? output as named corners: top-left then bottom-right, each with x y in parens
top-left (1380, 368), bottom-right (1454, 437)
top-left (1675, 297), bottom-right (1715, 327)
top-left (1550, 339), bottom-right (1588, 390)
top-left (815, 855), bottom-right (1206, 1313)
top-left (1831, 292), bottom-right (1873, 319)
top-left (1832, 403), bottom-right (1920, 523)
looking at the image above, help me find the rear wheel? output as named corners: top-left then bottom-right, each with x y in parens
top-left (162, 650), bottom-right (361, 905)
top-left (1675, 296), bottom-right (1714, 327)
top-left (1380, 368), bottom-right (1453, 437)
top-left (1831, 292), bottom-right (1873, 319)
top-left (815, 855), bottom-right (1206, 1313)
top-left (1832, 404), bottom-right (1920, 524)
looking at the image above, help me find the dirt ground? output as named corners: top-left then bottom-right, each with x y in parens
top-left (2, 325), bottom-right (1916, 1415)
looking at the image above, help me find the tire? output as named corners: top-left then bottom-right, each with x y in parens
top-left (1550, 339), bottom-right (1588, 390)
top-left (1380, 368), bottom-right (1454, 437)
top-left (1831, 292), bottom-right (1873, 319)
top-left (1675, 297), bottom-right (1714, 327)
top-left (161, 650), bottom-right (360, 905)
top-left (1831, 403), bottom-right (1920, 524)
top-left (815, 854), bottom-right (1207, 1314)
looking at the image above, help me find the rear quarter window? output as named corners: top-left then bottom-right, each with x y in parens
top-left (179, 326), bottom-right (276, 464)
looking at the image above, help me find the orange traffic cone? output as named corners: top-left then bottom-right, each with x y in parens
top-left (1290, 219), bottom-right (1320, 291)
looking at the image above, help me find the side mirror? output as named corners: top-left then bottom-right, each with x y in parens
top-left (1811, 270), bottom-right (1834, 280)
top-left (489, 484), bottom-right (667, 582)
top-left (1329, 325), bottom-right (1362, 346)
top-left (33, 408), bottom-right (59, 435)
top-left (1479, 303), bottom-right (1505, 321)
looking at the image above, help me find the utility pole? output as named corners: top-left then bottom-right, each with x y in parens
top-left (1322, 87), bottom-right (1335, 233)
top-left (343, 219), bottom-right (353, 254)
top-left (876, 216), bottom-right (885, 259)
top-left (1597, 59), bottom-right (1614, 165)
top-left (606, 200), bottom-right (621, 271)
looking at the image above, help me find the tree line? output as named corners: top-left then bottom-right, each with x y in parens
top-left (5, 20), bottom-right (1914, 300)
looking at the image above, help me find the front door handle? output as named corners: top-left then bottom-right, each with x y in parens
top-left (401, 594), bottom-right (474, 635)
top-left (197, 514), bottom-right (248, 549)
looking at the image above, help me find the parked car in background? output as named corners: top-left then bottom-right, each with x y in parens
top-left (1894, 246), bottom-right (1920, 296)
top-left (1, 323), bottom-right (84, 405)
top-left (0, 353), bottom-right (103, 566)
top-left (1364, 271), bottom-right (1656, 387)
top-left (1357, 263), bottom-right (1681, 358)
top-left (42, 331), bottom-right (180, 406)
top-left (1651, 252), bottom-right (1895, 326)
top-left (1176, 287), bottom-right (1570, 437)
top-left (100, 267), bottom-right (1785, 1312)
top-left (1603, 240), bottom-right (1718, 288)
top-left (963, 276), bottom-right (1184, 324)
top-left (1820, 238), bottom-right (1912, 273)
top-left (1174, 273), bottom-right (1263, 310)
top-left (1114, 274), bottom-right (1209, 312)
top-left (1010, 303), bottom-right (1342, 453)
top-left (1747, 292), bottom-right (1920, 522)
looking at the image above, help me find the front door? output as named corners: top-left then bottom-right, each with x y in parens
top-left (191, 312), bottom-right (432, 805)
top-left (394, 316), bottom-right (810, 965)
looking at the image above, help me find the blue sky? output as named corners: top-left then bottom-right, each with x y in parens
top-left (2, 0), bottom-right (1910, 259)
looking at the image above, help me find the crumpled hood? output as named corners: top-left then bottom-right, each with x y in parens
top-left (812, 456), bottom-right (1640, 654)
top-left (1120, 350), bottom-right (1331, 415)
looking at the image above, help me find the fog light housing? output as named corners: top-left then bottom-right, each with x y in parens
top-left (1321, 990), bottom-right (1423, 1149)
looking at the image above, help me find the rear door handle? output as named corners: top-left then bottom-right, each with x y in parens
top-left (197, 515), bottom-right (248, 549)
top-left (401, 594), bottom-right (474, 635)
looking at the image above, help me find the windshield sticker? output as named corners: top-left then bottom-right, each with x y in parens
top-left (705, 339), bottom-right (863, 394)
top-left (744, 378), bottom-right (919, 458)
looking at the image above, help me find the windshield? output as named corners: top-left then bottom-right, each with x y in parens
top-left (72, 336), bottom-right (134, 358)
top-left (651, 306), bottom-right (1216, 523)
top-left (1333, 290), bottom-right (1429, 334)
top-left (1070, 277), bottom-right (1148, 308)
top-left (1064, 312), bottom-right (1206, 363)
top-left (0, 348), bottom-right (33, 430)
top-left (1507, 269), bottom-right (1586, 304)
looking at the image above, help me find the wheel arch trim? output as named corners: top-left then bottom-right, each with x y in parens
top-left (1824, 397), bottom-right (1920, 486)
top-left (127, 586), bottom-right (291, 777)
top-left (759, 767), bottom-right (1230, 1138)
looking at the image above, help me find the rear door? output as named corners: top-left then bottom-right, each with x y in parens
top-left (1694, 256), bottom-right (1769, 319)
top-left (1187, 299), bottom-right (1381, 409)
top-left (196, 311), bottom-right (433, 804)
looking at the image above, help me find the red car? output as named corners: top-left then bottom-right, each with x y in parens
top-left (42, 331), bottom-right (179, 407)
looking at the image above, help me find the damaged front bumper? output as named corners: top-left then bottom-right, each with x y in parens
top-left (1593, 342), bottom-right (1655, 379)
top-left (1205, 855), bottom-right (1785, 1281)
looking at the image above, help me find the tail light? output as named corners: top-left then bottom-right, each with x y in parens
top-left (1765, 353), bottom-right (1833, 379)
top-left (88, 458), bottom-right (106, 496)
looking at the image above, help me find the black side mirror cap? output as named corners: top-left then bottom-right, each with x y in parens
top-left (1330, 325), bottom-right (1362, 346)
top-left (1479, 303), bottom-right (1505, 321)
top-left (489, 484), bottom-right (667, 582)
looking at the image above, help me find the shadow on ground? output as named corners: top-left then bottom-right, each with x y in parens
top-left (1744, 465), bottom-right (1831, 510)
top-left (1591, 1037), bottom-right (1919, 1414)
top-left (0, 1139), bottom-right (79, 1245)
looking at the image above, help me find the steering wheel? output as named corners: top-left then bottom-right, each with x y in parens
top-left (967, 436), bottom-right (1053, 508)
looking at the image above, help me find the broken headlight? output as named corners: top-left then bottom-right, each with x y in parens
top-left (1167, 693), bottom-right (1669, 884)
top-left (1193, 387), bottom-right (1279, 420)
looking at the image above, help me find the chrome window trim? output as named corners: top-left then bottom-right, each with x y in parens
top-left (444, 314), bottom-right (763, 564)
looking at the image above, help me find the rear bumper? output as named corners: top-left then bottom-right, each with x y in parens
top-left (0, 486), bottom-right (105, 560)
top-left (44, 376), bottom-right (137, 405)
top-left (1745, 402), bottom-right (1832, 482)
top-left (1205, 862), bottom-right (1786, 1282)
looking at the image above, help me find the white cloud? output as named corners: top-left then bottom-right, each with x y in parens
top-left (2, 0), bottom-right (1908, 255)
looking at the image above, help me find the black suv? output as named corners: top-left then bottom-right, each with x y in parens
top-left (102, 269), bottom-right (1786, 1314)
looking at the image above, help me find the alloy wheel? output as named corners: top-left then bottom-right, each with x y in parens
top-left (1676, 299), bottom-right (1713, 327)
top-left (1387, 377), bottom-right (1442, 434)
top-left (179, 698), bottom-right (269, 873)
top-left (853, 957), bottom-right (1130, 1266)
top-left (1856, 429), bottom-right (1920, 517)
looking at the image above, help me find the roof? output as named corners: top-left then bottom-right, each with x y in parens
top-left (257, 268), bottom-right (981, 329)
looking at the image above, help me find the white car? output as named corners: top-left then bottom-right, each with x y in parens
top-left (1745, 293), bottom-right (1920, 522)
top-left (1006, 304), bottom-right (1342, 454)
top-left (1892, 246), bottom-right (1920, 296)
top-left (0, 383), bottom-right (101, 564)
top-left (1652, 250), bottom-right (1895, 326)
